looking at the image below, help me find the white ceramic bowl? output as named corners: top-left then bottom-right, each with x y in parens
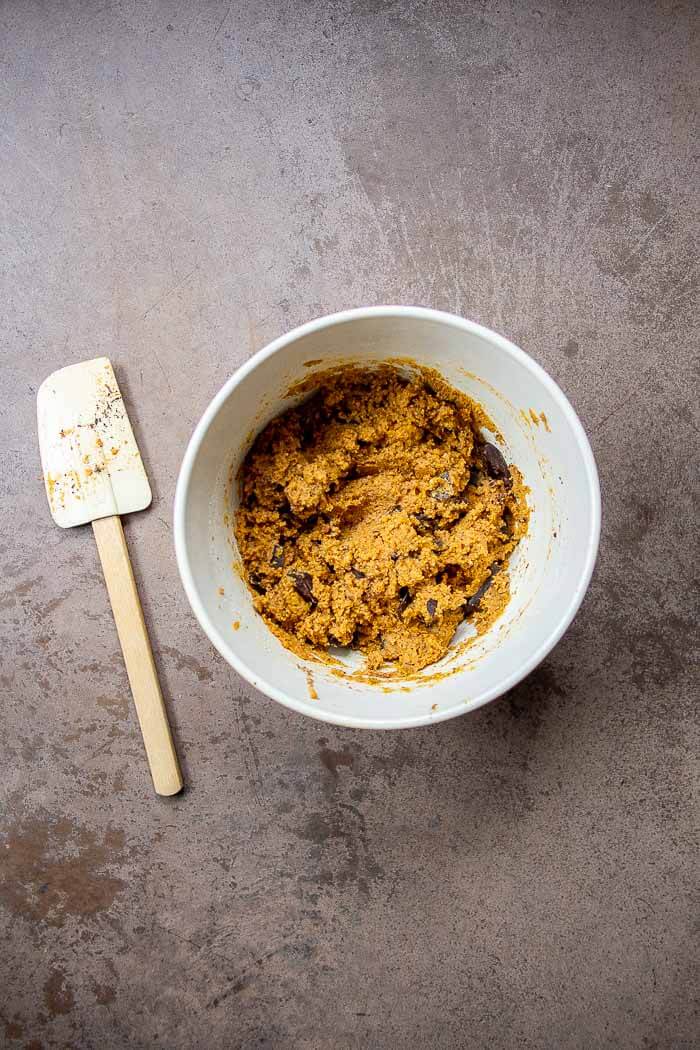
top-left (174, 307), bottom-right (600, 729)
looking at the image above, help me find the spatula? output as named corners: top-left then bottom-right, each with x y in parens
top-left (37, 357), bottom-right (183, 796)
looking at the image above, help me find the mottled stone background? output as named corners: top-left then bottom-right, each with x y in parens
top-left (1, 1), bottom-right (697, 1048)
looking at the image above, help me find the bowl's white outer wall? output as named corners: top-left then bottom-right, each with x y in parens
top-left (174, 307), bottom-right (601, 729)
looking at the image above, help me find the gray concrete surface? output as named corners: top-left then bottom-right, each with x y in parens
top-left (1, 1), bottom-right (698, 1047)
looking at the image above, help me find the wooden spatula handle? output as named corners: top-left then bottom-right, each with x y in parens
top-left (92, 514), bottom-right (183, 796)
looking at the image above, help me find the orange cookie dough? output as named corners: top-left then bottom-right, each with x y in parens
top-left (234, 365), bottom-right (528, 676)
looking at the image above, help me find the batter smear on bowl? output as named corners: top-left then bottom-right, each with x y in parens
top-left (235, 365), bottom-right (529, 675)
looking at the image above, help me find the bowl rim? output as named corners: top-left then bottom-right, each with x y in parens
top-left (174, 305), bottom-right (601, 729)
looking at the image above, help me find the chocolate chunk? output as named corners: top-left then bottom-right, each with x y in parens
top-left (426, 598), bottom-right (438, 618)
top-left (289, 571), bottom-right (317, 608)
top-left (465, 563), bottom-right (502, 612)
top-left (248, 572), bottom-right (266, 595)
top-left (299, 394), bottom-right (326, 448)
top-left (398, 586), bottom-right (413, 614)
top-left (270, 544), bottom-right (285, 568)
top-left (482, 442), bottom-right (512, 485)
top-left (276, 496), bottom-right (293, 520)
top-left (465, 578), bottom-right (492, 612)
top-left (350, 566), bottom-right (366, 579)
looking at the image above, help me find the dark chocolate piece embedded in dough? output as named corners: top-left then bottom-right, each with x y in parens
top-left (482, 442), bottom-right (512, 486)
top-left (290, 571), bottom-right (317, 608)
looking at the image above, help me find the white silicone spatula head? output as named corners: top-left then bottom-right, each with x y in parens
top-left (37, 357), bottom-right (151, 528)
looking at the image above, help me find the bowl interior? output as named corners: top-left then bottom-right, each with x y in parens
top-left (176, 310), bottom-right (599, 728)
